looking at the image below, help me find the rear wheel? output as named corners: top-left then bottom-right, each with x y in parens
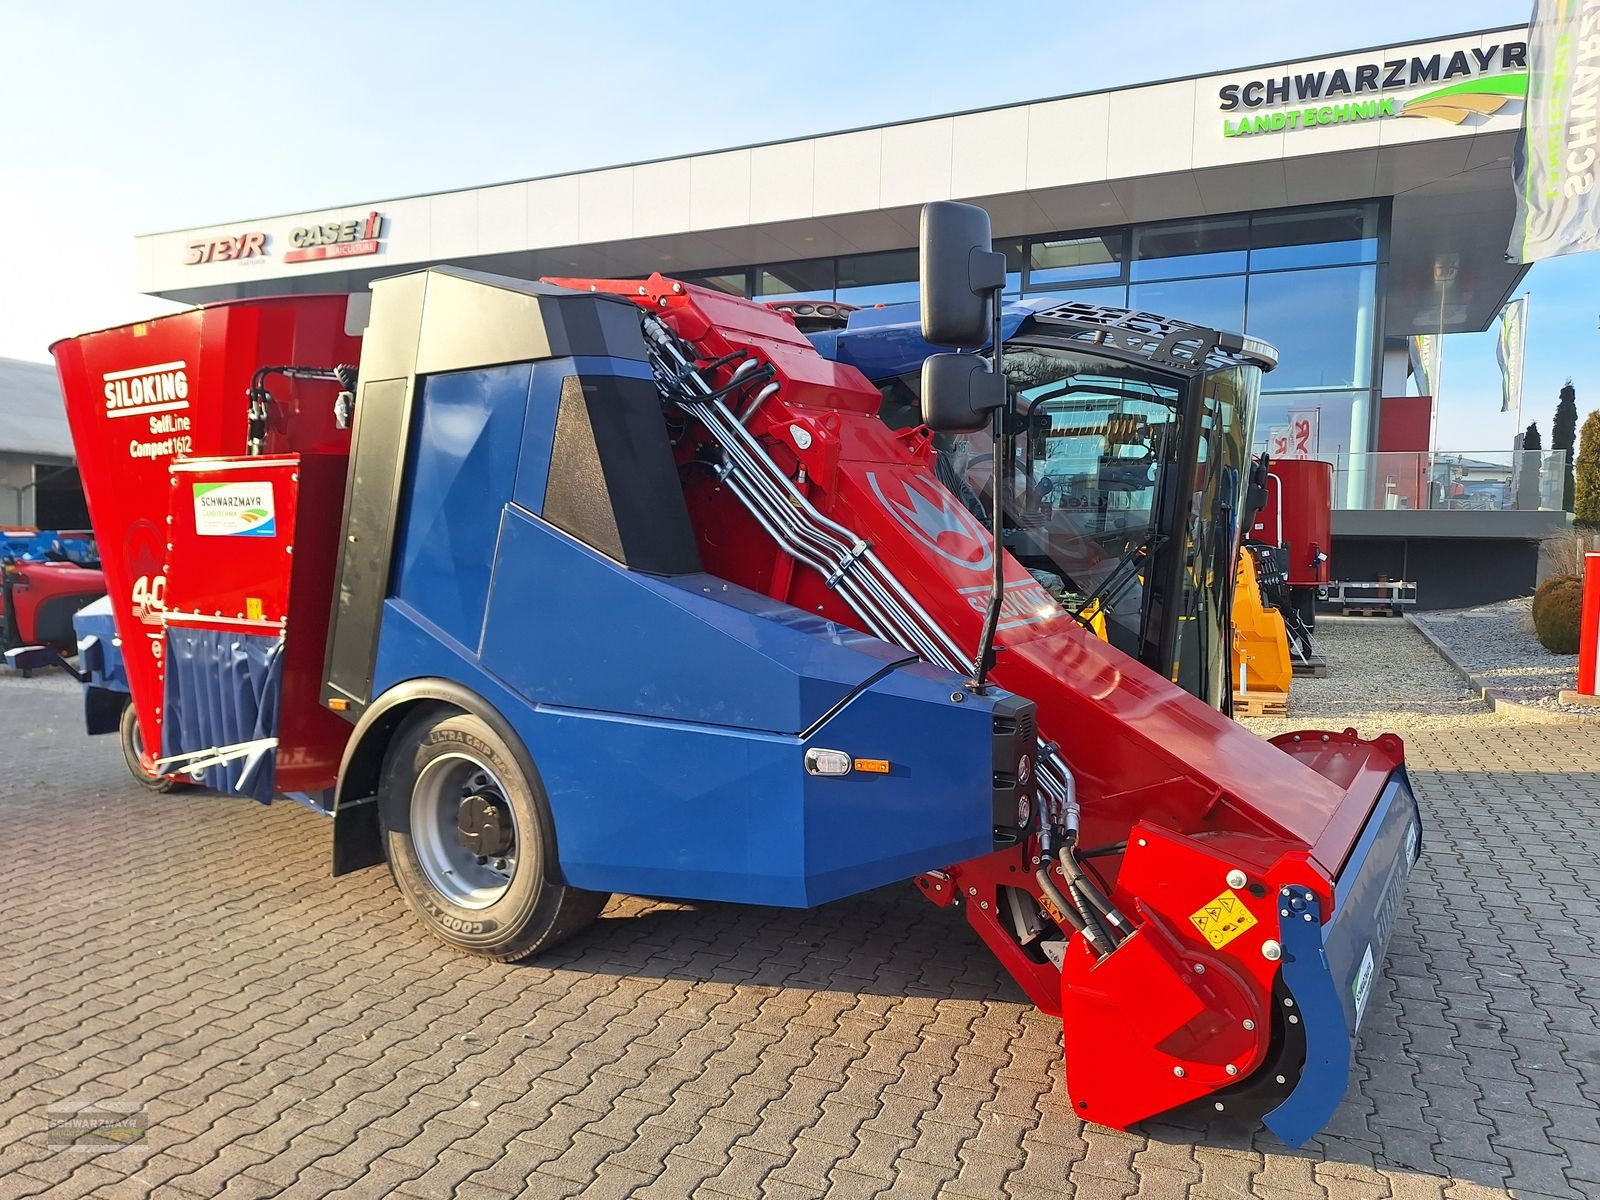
top-left (120, 701), bottom-right (178, 793)
top-left (378, 708), bottom-right (608, 960)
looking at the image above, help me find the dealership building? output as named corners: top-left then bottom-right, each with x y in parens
top-left (133, 22), bottom-right (1566, 606)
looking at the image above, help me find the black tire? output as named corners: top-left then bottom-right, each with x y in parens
top-left (1293, 588), bottom-right (1317, 631)
top-left (120, 701), bottom-right (178, 793)
top-left (377, 708), bottom-right (608, 961)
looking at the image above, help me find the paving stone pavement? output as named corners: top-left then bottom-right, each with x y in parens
top-left (2, 621), bottom-right (1599, 1198)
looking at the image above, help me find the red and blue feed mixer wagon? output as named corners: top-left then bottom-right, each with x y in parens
top-left (37, 206), bottom-right (1418, 1144)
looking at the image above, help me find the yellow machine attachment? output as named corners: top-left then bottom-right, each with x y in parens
top-left (1232, 548), bottom-right (1293, 715)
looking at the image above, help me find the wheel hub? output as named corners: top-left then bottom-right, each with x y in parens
top-left (457, 791), bottom-right (515, 857)
top-left (411, 753), bottom-right (519, 909)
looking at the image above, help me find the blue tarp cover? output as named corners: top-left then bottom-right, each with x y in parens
top-left (161, 628), bottom-right (283, 802)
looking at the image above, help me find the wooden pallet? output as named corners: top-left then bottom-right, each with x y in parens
top-left (1342, 606), bottom-right (1402, 618)
top-left (1292, 657), bottom-right (1328, 678)
top-left (1232, 691), bottom-right (1289, 717)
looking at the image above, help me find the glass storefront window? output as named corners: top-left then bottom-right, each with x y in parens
top-left (1250, 204), bottom-right (1379, 270)
top-left (1131, 217), bottom-right (1248, 281)
top-left (1246, 265), bottom-right (1376, 390)
top-left (837, 249), bottom-right (918, 305)
top-left (1128, 276), bottom-right (1246, 336)
top-left (1028, 233), bottom-right (1124, 287)
top-left (1254, 391), bottom-right (1363, 461)
top-left (680, 270), bottom-right (749, 297)
top-left (1026, 284), bottom-right (1129, 309)
top-left (756, 259), bottom-right (834, 299)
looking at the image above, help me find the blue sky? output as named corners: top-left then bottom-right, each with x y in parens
top-left (1, 0), bottom-right (1589, 450)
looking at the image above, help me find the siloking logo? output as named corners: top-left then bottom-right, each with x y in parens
top-left (103, 361), bottom-right (190, 418)
top-left (285, 211), bottom-right (385, 263)
top-left (1219, 40), bottom-right (1528, 138)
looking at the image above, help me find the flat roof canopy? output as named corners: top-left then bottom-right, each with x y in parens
top-left (138, 25), bottom-right (1531, 337)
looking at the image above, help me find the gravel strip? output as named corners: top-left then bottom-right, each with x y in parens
top-left (1237, 615), bottom-right (1496, 737)
top-left (1409, 597), bottom-right (1588, 712)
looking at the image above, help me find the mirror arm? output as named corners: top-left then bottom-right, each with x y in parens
top-left (969, 291), bottom-right (1008, 694)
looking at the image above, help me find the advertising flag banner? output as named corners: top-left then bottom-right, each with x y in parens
top-left (1286, 410), bottom-right (1320, 459)
top-left (1509, 0), bottom-right (1600, 262)
top-left (1409, 335), bottom-right (1441, 397)
top-left (1496, 297), bottom-right (1528, 412)
top-left (1267, 427), bottom-right (1290, 459)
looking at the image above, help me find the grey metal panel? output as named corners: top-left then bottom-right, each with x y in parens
top-left (0, 357), bottom-right (72, 457)
top-left (324, 377), bottom-right (412, 712)
top-left (1331, 509), bottom-right (1571, 541)
top-left (356, 273), bottom-right (426, 384)
top-left (413, 270), bottom-right (554, 374)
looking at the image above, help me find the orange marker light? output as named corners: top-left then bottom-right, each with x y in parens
top-left (853, 758), bottom-right (890, 774)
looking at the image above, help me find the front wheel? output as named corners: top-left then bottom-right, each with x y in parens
top-left (120, 701), bottom-right (179, 793)
top-left (378, 708), bottom-right (608, 960)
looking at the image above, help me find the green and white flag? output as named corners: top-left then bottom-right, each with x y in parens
top-left (1509, 0), bottom-right (1600, 262)
top-left (1409, 334), bottom-right (1441, 397)
top-left (1496, 297), bottom-right (1528, 412)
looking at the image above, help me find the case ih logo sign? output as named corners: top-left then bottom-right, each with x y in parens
top-left (184, 232), bottom-right (267, 265)
top-left (285, 211), bottom-right (385, 263)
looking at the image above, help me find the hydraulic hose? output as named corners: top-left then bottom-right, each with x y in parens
top-left (1035, 862), bottom-right (1095, 947)
top-left (645, 310), bottom-right (1100, 949)
top-left (1056, 847), bottom-right (1129, 943)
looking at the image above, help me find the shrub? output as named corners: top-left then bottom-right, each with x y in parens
top-left (1577, 410), bottom-right (1600, 524)
top-left (1532, 574), bottom-right (1584, 654)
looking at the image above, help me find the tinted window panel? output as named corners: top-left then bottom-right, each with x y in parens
top-left (756, 259), bottom-right (835, 299)
top-left (1246, 266), bottom-right (1376, 390)
top-left (1023, 284), bottom-right (1129, 309)
top-left (681, 270), bottom-right (749, 297)
top-left (1028, 233), bottom-right (1124, 286)
top-left (1132, 218), bottom-right (1248, 280)
top-left (1254, 390), bottom-right (1363, 464)
top-left (1251, 204), bottom-right (1379, 270)
top-left (1129, 276), bottom-right (1246, 336)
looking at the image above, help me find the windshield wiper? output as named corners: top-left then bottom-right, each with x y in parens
top-left (1069, 530), bottom-right (1166, 632)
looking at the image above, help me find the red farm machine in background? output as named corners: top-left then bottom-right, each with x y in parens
top-left (0, 529), bottom-right (105, 654)
top-left (26, 204), bottom-right (1419, 1147)
top-left (1248, 457), bottom-right (1334, 674)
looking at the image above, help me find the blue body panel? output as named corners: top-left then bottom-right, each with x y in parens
top-left (72, 596), bottom-right (127, 695)
top-left (810, 299), bottom-right (1050, 382)
top-left (161, 628), bottom-right (284, 803)
top-left (374, 584), bottom-right (997, 906)
top-left (482, 510), bottom-right (909, 732)
top-left (1266, 770), bottom-right (1422, 1147)
top-left (368, 355), bottom-right (1004, 906)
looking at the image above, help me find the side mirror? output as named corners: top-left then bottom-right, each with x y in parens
top-left (921, 353), bottom-right (1006, 433)
top-left (920, 201), bottom-right (1006, 348)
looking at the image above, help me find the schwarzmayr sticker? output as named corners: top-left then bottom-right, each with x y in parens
top-left (1220, 41), bottom-right (1530, 137)
top-left (193, 481), bottom-right (276, 537)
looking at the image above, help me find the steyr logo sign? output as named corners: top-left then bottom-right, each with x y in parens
top-left (184, 232), bottom-right (267, 265)
top-left (285, 211), bottom-right (385, 263)
top-left (1218, 41), bottom-right (1528, 137)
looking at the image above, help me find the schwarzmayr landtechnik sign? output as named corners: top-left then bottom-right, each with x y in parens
top-left (1219, 39), bottom-right (1529, 136)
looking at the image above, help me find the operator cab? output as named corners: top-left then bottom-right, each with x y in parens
top-left (824, 300), bottom-right (1275, 712)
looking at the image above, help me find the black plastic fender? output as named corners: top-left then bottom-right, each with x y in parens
top-left (330, 677), bottom-right (546, 876)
